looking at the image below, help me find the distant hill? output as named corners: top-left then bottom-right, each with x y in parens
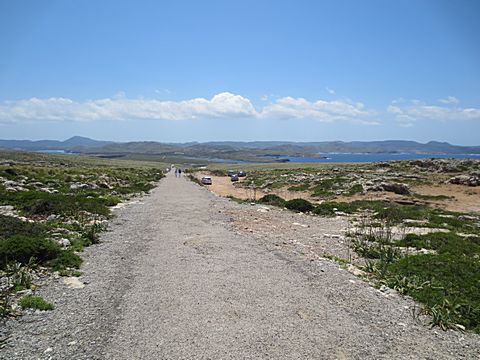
top-left (0, 136), bottom-right (112, 151)
top-left (1, 137), bottom-right (479, 161)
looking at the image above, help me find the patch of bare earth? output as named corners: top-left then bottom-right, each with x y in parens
top-left (413, 183), bottom-right (480, 213)
top-left (195, 173), bottom-right (314, 201)
top-left (223, 203), bottom-right (363, 264)
top-left (334, 183), bottom-right (480, 214)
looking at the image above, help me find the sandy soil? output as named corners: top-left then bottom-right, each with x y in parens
top-left (412, 184), bottom-right (480, 213)
top-left (195, 173), bottom-right (314, 202)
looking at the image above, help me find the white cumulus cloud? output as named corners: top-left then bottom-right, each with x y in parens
top-left (388, 99), bottom-right (480, 127)
top-left (260, 97), bottom-right (374, 123)
top-left (0, 92), bottom-right (377, 125)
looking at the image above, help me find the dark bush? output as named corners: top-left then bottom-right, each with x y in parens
top-left (0, 235), bottom-right (61, 268)
top-left (4, 168), bottom-right (17, 177)
top-left (258, 194), bottom-right (286, 207)
top-left (0, 214), bottom-right (46, 238)
top-left (27, 199), bottom-right (58, 215)
top-left (285, 198), bottom-right (314, 213)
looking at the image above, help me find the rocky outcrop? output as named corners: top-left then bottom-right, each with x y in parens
top-left (368, 182), bottom-right (411, 195)
top-left (410, 158), bottom-right (480, 173)
top-left (448, 171), bottom-right (480, 186)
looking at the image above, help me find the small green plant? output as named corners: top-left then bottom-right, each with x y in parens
top-left (82, 223), bottom-right (102, 245)
top-left (426, 299), bottom-right (464, 331)
top-left (18, 295), bottom-right (54, 311)
top-left (5, 260), bottom-right (35, 291)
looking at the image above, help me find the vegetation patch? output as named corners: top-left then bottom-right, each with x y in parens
top-left (284, 198), bottom-right (314, 213)
top-left (346, 184), bottom-right (364, 195)
top-left (18, 295), bottom-right (54, 311)
top-left (258, 194), bottom-right (286, 207)
top-left (353, 219), bottom-right (480, 332)
top-left (52, 250), bottom-right (83, 271)
top-left (383, 254), bottom-right (479, 332)
top-left (287, 183), bottom-right (310, 191)
top-left (0, 235), bottom-right (61, 269)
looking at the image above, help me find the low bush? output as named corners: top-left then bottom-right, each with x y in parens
top-left (52, 250), bottom-right (82, 271)
top-left (0, 235), bottom-right (60, 269)
top-left (0, 215), bottom-right (46, 239)
top-left (258, 194), bottom-right (286, 207)
top-left (18, 295), bottom-right (54, 311)
top-left (285, 198), bottom-right (314, 213)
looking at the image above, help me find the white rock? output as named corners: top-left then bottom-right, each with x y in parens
top-left (57, 238), bottom-right (71, 247)
top-left (63, 277), bottom-right (85, 289)
top-left (347, 264), bottom-right (366, 277)
top-left (293, 222), bottom-right (308, 228)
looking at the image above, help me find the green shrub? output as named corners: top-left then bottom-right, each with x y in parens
top-left (52, 250), bottom-right (82, 271)
top-left (0, 235), bottom-right (60, 269)
top-left (18, 295), bottom-right (54, 311)
top-left (0, 215), bottom-right (46, 239)
top-left (313, 203), bottom-right (338, 216)
top-left (258, 194), bottom-right (286, 207)
top-left (397, 232), bottom-right (480, 256)
top-left (285, 198), bottom-right (314, 213)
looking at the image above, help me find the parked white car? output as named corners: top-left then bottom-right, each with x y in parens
top-left (201, 176), bottom-right (212, 185)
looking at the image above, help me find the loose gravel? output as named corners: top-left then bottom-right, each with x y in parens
top-left (1, 172), bottom-right (479, 359)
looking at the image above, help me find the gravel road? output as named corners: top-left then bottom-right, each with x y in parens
top-left (1, 172), bottom-right (479, 359)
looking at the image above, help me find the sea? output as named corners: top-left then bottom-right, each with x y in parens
top-left (215, 153), bottom-right (480, 164)
top-left (35, 149), bottom-right (480, 163)
top-left (284, 153), bottom-right (480, 163)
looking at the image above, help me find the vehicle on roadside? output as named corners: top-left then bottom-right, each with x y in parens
top-left (201, 176), bottom-right (212, 185)
top-left (238, 170), bottom-right (247, 177)
top-left (227, 170), bottom-right (237, 177)
top-left (230, 174), bottom-right (239, 182)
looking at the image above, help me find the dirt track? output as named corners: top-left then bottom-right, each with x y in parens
top-left (2, 172), bottom-right (479, 359)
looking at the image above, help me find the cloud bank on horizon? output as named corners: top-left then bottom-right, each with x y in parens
top-left (0, 92), bottom-right (478, 128)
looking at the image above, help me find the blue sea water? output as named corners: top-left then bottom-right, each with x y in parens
top-left (285, 153), bottom-right (480, 163)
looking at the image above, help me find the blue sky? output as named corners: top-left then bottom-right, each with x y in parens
top-left (0, 0), bottom-right (479, 144)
